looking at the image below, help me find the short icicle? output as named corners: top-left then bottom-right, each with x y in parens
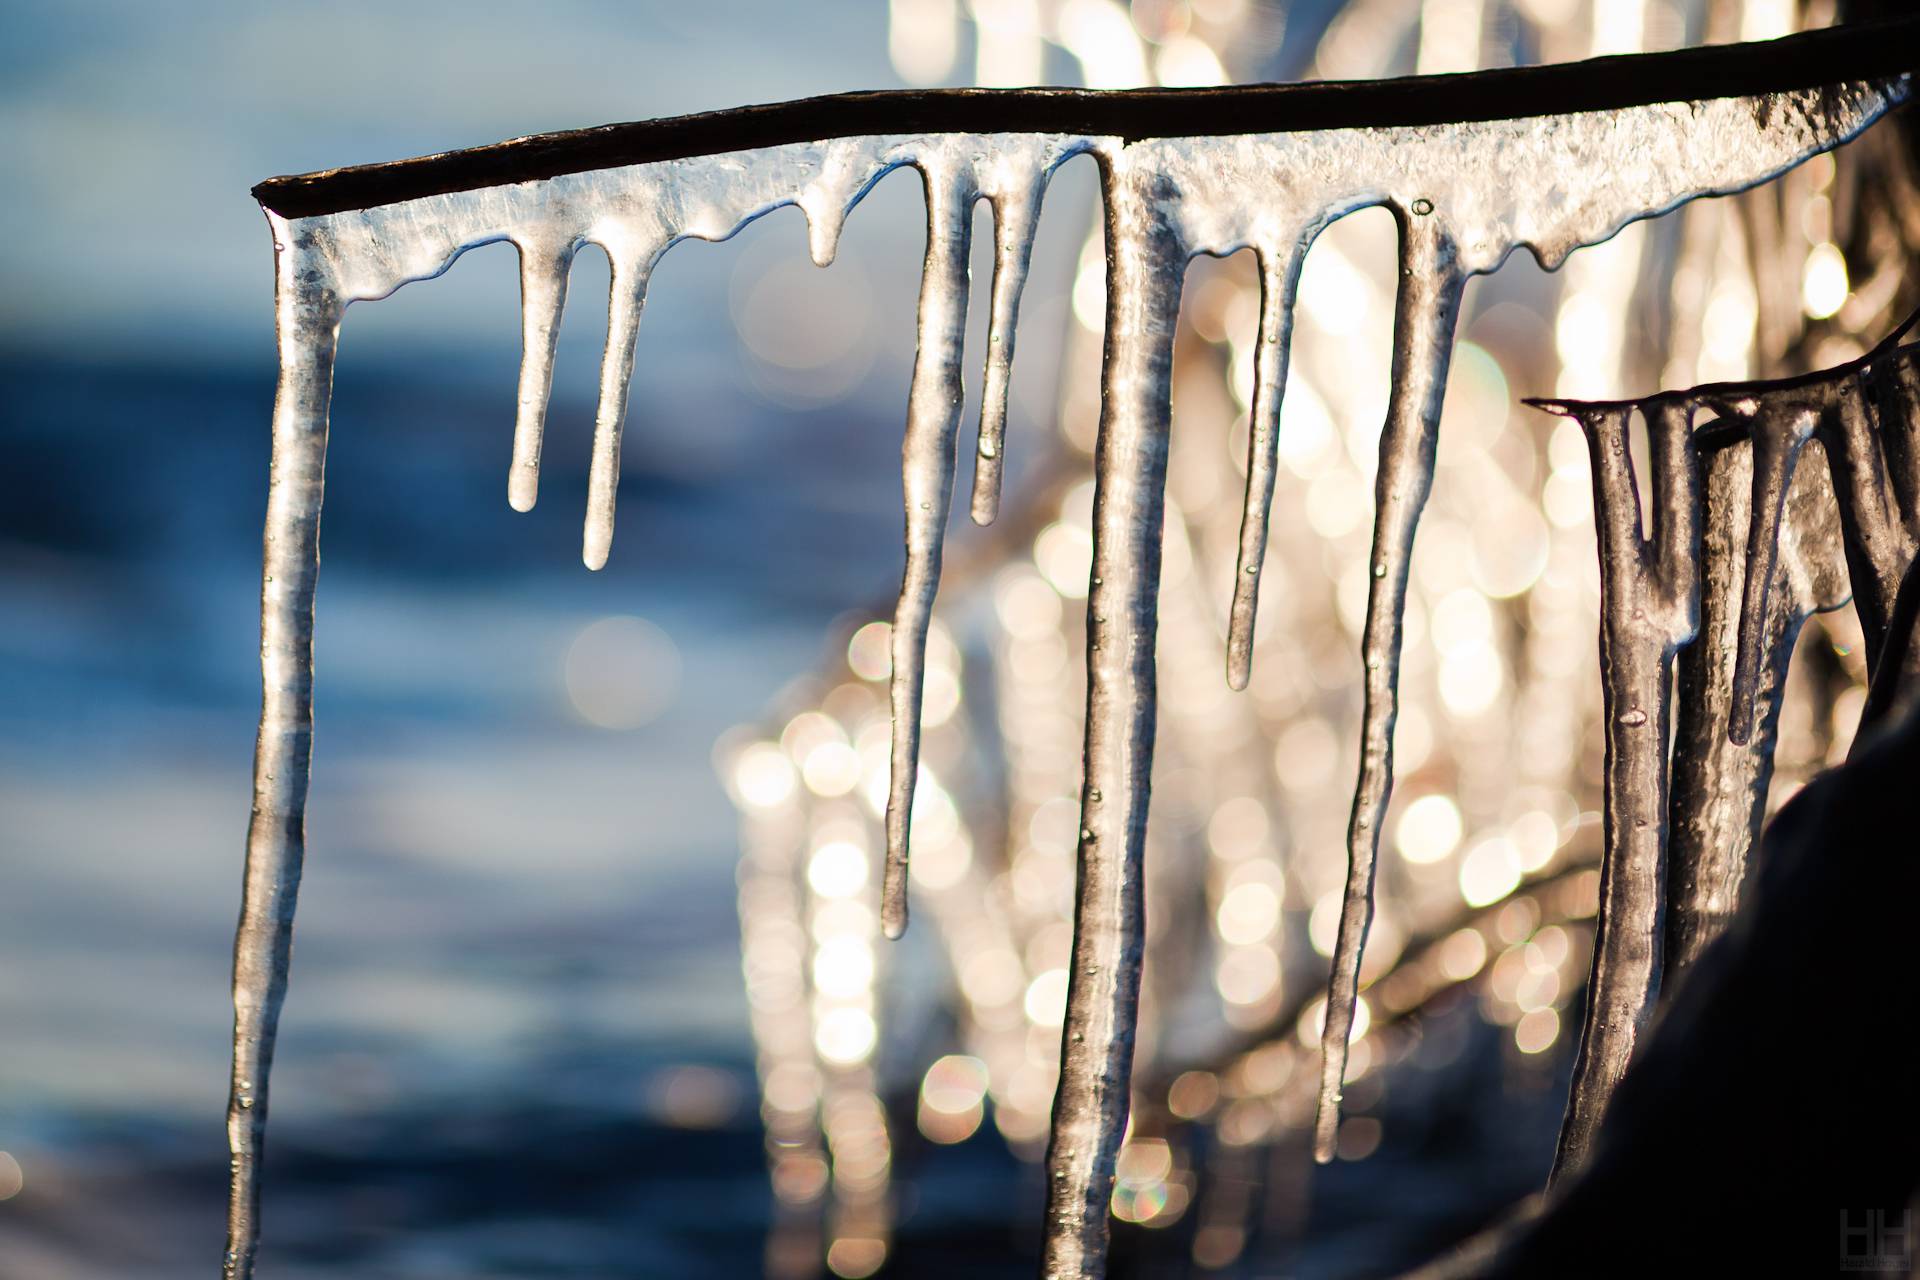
top-left (508, 239), bottom-right (576, 512)
top-left (1855, 555), bottom-right (1920, 743)
top-left (1548, 397), bottom-right (1700, 1183)
top-left (1878, 350), bottom-right (1920, 516)
top-left (881, 162), bottom-right (977, 941)
top-left (1823, 372), bottom-right (1916, 664)
top-left (583, 247), bottom-right (658, 570)
top-left (1313, 213), bottom-right (1463, 1164)
top-left (227, 221), bottom-right (341, 1280)
top-left (1039, 153), bottom-right (1183, 1280)
top-left (1226, 243), bottom-right (1302, 691)
top-left (970, 174), bottom-right (1045, 527)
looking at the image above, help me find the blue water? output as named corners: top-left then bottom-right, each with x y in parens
top-left (0, 327), bottom-right (1569, 1276)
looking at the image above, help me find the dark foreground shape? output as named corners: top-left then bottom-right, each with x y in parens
top-left (1445, 700), bottom-right (1920, 1276)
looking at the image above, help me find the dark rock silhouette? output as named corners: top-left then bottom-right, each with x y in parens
top-left (1436, 695), bottom-right (1920, 1277)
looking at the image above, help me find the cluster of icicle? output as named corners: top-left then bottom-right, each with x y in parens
top-left (237, 76), bottom-right (1905, 1280)
top-left (1529, 307), bottom-right (1920, 1178)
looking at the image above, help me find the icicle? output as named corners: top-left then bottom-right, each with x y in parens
top-left (227, 220), bottom-right (340, 1280)
top-left (508, 239), bottom-right (575, 513)
top-left (969, 174), bottom-right (1045, 527)
top-left (1225, 244), bottom-right (1302, 692)
top-left (1877, 350), bottom-right (1920, 519)
top-left (1823, 371), bottom-right (1915, 663)
top-left (1312, 213), bottom-right (1463, 1165)
top-left (1543, 397), bottom-right (1700, 1183)
top-left (1664, 430), bottom-right (1847, 985)
top-left (1719, 399), bottom-right (1818, 744)
top-left (583, 247), bottom-right (659, 570)
top-left (881, 162), bottom-right (979, 941)
top-left (1039, 155), bottom-right (1183, 1280)
top-left (1855, 556), bottom-right (1920, 745)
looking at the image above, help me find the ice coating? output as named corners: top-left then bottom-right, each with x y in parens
top-left (237, 71), bottom-right (1903, 1279)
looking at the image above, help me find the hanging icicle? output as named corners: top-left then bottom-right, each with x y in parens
top-left (1528, 304), bottom-right (1920, 1179)
top-left (1527, 397), bottom-right (1701, 1182)
top-left (1663, 434), bottom-right (1848, 985)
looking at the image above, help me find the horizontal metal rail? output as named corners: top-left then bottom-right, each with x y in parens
top-left (254, 16), bottom-right (1920, 218)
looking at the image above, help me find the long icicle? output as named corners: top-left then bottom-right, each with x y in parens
top-left (969, 174), bottom-right (1044, 527)
top-left (1312, 212), bottom-right (1463, 1164)
top-left (881, 163), bottom-right (977, 941)
top-left (227, 224), bottom-right (341, 1280)
top-left (582, 247), bottom-right (657, 571)
top-left (1039, 155), bottom-right (1182, 1280)
top-left (1722, 402), bottom-right (1817, 745)
top-left (1225, 243), bottom-right (1302, 692)
top-left (1663, 435), bottom-right (1838, 985)
top-left (1549, 397), bottom-right (1699, 1183)
top-left (508, 238), bottom-right (575, 513)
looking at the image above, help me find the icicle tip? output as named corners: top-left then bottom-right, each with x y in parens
top-left (582, 534), bottom-right (612, 571)
top-left (1311, 1099), bottom-right (1340, 1164)
top-left (507, 467), bottom-right (539, 513)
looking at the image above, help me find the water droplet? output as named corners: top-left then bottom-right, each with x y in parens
top-left (1618, 708), bottom-right (1648, 726)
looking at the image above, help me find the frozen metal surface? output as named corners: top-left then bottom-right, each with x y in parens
top-left (238, 50), bottom-right (1909, 1280)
